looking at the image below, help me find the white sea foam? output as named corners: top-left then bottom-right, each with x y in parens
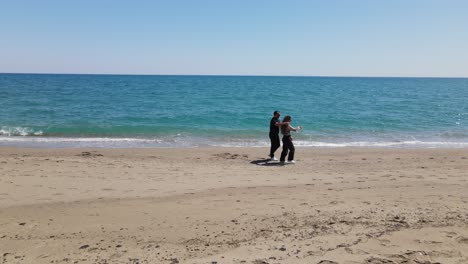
top-left (0, 127), bottom-right (43, 136)
top-left (1, 136), bottom-right (468, 148)
top-left (292, 140), bottom-right (468, 148)
top-left (0, 136), bottom-right (193, 148)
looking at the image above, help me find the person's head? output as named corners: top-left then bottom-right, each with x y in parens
top-left (282, 115), bottom-right (291, 123)
top-left (273, 111), bottom-right (281, 118)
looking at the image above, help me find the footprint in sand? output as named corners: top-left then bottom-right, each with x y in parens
top-left (213, 152), bottom-right (249, 160)
top-left (456, 236), bottom-right (468, 244)
top-left (365, 257), bottom-right (395, 263)
top-left (78, 151), bottom-right (103, 157)
top-left (444, 231), bottom-right (458, 238)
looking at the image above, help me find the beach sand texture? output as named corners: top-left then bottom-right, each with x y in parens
top-left (1, 147), bottom-right (468, 264)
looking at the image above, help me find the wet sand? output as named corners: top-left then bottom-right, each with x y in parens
top-left (1, 147), bottom-right (468, 263)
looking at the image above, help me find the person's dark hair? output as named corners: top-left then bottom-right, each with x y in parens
top-left (281, 115), bottom-right (291, 134)
top-left (273, 110), bottom-right (280, 116)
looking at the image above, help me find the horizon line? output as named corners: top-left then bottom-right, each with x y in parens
top-left (1, 72), bottom-right (467, 79)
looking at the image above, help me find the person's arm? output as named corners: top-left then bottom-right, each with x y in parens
top-left (289, 124), bottom-right (302, 131)
top-left (275, 122), bottom-right (288, 126)
top-left (275, 121), bottom-right (286, 127)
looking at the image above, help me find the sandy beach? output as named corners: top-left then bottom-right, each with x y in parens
top-left (1, 147), bottom-right (467, 264)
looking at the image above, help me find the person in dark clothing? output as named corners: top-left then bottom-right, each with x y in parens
top-left (269, 111), bottom-right (282, 160)
top-left (280, 115), bottom-right (301, 164)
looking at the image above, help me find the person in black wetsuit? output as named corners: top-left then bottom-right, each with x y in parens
top-left (269, 111), bottom-right (282, 160)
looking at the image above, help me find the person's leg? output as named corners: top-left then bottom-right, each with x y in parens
top-left (282, 136), bottom-right (294, 161)
top-left (280, 136), bottom-right (288, 162)
top-left (288, 140), bottom-right (295, 161)
top-left (269, 133), bottom-right (275, 157)
top-left (272, 134), bottom-right (280, 156)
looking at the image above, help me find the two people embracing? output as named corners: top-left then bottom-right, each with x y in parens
top-left (269, 110), bottom-right (302, 164)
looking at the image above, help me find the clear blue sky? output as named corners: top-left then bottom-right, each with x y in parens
top-left (1, 0), bottom-right (467, 77)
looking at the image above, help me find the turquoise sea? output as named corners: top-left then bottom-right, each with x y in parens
top-left (1, 73), bottom-right (467, 148)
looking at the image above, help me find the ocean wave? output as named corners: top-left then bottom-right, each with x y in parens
top-left (218, 140), bottom-right (468, 148)
top-left (292, 140), bottom-right (468, 148)
top-left (2, 136), bottom-right (467, 149)
top-left (437, 131), bottom-right (468, 139)
top-left (0, 126), bottom-right (43, 136)
top-left (0, 136), bottom-right (193, 148)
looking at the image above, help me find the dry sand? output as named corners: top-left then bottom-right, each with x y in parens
top-left (1, 147), bottom-right (467, 264)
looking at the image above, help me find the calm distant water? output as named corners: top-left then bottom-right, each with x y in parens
top-left (1, 73), bottom-right (468, 148)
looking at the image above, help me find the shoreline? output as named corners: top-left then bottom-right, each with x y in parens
top-left (2, 138), bottom-right (468, 149)
top-left (1, 147), bottom-right (468, 263)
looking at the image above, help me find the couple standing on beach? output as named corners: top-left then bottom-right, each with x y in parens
top-left (269, 111), bottom-right (302, 164)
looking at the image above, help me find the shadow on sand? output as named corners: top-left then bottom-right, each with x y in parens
top-left (250, 159), bottom-right (285, 166)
